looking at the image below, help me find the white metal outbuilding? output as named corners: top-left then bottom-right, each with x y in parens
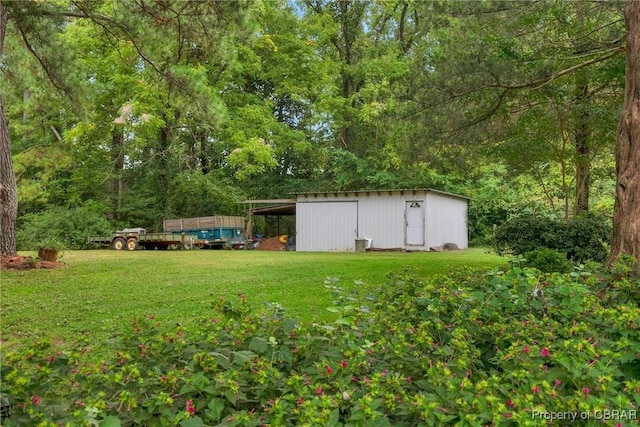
top-left (295, 189), bottom-right (469, 252)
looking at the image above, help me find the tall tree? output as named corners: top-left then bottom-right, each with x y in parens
top-left (0, 94), bottom-right (18, 257)
top-left (1, 1), bottom-right (20, 256)
top-left (1, 0), bottom-right (96, 256)
top-left (610, 0), bottom-right (640, 263)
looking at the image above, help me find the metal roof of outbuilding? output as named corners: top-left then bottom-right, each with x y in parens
top-left (243, 188), bottom-right (470, 216)
top-left (295, 188), bottom-right (471, 200)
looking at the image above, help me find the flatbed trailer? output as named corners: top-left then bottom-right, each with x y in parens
top-left (88, 228), bottom-right (197, 250)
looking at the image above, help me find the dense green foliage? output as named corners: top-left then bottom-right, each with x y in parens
top-left (2, 259), bottom-right (639, 426)
top-left (493, 214), bottom-right (612, 263)
top-left (1, 1), bottom-right (626, 247)
top-left (521, 248), bottom-right (574, 274)
top-left (16, 202), bottom-right (111, 250)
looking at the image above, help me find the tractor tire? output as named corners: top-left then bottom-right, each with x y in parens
top-left (113, 237), bottom-right (126, 250)
top-left (126, 238), bottom-right (138, 251)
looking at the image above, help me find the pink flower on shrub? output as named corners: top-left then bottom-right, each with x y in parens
top-left (326, 366), bottom-right (333, 375)
top-left (582, 387), bottom-right (590, 395)
top-left (31, 396), bottom-right (41, 405)
top-left (297, 397), bottom-right (304, 405)
top-left (506, 399), bottom-right (515, 407)
top-left (532, 386), bottom-right (540, 394)
top-left (185, 400), bottom-right (195, 416)
top-left (523, 346), bottom-right (530, 354)
top-left (316, 386), bottom-right (323, 396)
top-left (340, 360), bottom-right (348, 368)
top-left (541, 348), bottom-right (550, 357)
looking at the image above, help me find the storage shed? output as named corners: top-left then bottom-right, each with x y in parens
top-left (295, 189), bottom-right (469, 252)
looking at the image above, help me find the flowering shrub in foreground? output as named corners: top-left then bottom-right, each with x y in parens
top-left (1, 258), bottom-right (639, 426)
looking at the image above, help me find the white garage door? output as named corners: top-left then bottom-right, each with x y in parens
top-left (296, 201), bottom-right (358, 251)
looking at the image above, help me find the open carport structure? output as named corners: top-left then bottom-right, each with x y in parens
top-left (244, 199), bottom-right (296, 240)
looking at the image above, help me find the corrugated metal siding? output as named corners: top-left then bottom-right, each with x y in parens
top-left (425, 193), bottom-right (468, 249)
top-left (357, 193), bottom-right (407, 249)
top-left (296, 201), bottom-right (358, 251)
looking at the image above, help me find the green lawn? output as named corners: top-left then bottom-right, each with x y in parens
top-left (1, 248), bottom-right (505, 354)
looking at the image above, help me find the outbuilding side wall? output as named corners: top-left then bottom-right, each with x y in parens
top-left (424, 192), bottom-right (468, 249)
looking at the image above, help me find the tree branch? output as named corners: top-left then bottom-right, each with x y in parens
top-left (458, 45), bottom-right (624, 95)
top-left (399, 45), bottom-right (625, 129)
top-left (15, 24), bottom-right (68, 94)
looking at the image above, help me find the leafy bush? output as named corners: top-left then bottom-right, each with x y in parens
top-left (493, 214), bottom-right (611, 263)
top-left (17, 202), bottom-right (112, 250)
top-left (563, 214), bottom-right (612, 263)
top-left (493, 215), bottom-right (563, 256)
top-left (523, 248), bottom-right (573, 273)
top-left (1, 265), bottom-right (639, 426)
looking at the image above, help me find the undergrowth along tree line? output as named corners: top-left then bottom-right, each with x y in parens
top-left (492, 213), bottom-right (613, 271)
top-left (2, 257), bottom-right (639, 426)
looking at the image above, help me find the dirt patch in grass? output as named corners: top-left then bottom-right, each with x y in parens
top-left (1, 255), bottom-right (66, 270)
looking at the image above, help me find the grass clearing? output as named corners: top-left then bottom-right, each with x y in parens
top-left (1, 248), bottom-right (505, 355)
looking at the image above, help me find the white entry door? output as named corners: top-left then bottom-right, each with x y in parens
top-left (406, 201), bottom-right (425, 246)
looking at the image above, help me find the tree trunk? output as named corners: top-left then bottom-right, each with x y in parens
top-left (573, 2), bottom-right (591, 216)
top-left (0, 96), bottom-right (17, 257)
top-left (610, 0), bottom-right (640, 264)
top-left (198, 129), bottom-right (210, 174)
top-left (109, 127), bottom-right (125, 221)
top-left (0, 2), bottom-right (18, 257)
top-left (574, 81), bottom-right (591, 215)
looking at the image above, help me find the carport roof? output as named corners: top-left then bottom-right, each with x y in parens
top-left (243, 199), bottom-right (296, 216)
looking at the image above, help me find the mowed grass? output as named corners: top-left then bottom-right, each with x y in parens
top-left (1, 249), bottom-right (505, 354)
